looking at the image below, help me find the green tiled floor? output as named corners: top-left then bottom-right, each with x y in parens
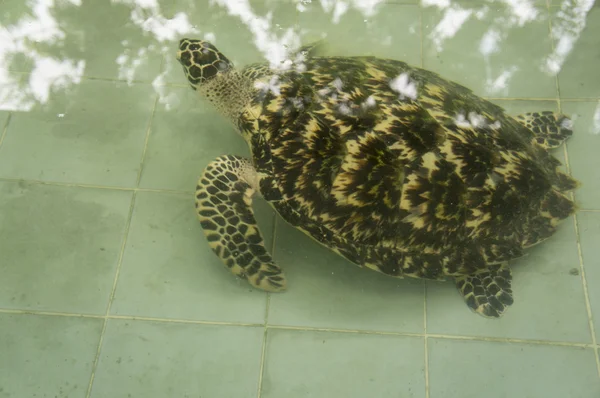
top-left (110, 191), bottom-right (273, 323)
top-left (1, 1), bottom-right (599, 397)
top-left (0, 313), bottom-right (104, 398)
top-left (0, 80), bottom-right (155, 186)
top-left (90, 321), bottom-right (264, 397)
top-left (428, 338), bottom-right (600, 398)
top-left (261, 329), bottom-right (425, 397)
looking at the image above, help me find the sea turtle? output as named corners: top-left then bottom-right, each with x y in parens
top-left (175, 38), bottom-right (579, 318)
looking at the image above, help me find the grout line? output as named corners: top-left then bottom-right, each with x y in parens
top-left (0, 177), bottom-right (194, 195)
top-left (0, 308), bottom-right (104, 319)
top-left (267, 324), bottom-right (423, 337)
top-left (257, 214), bottom-right (279, 398)
top-left (0, 112), bottom-right (12, 151)
top-left (485, 97), bottom-right (559, 102)
top-left (108, 314), bottom-right (264, 327)
top-left (419, 0), bottom-right (425, 69)
top-left (2, 305), bottom-right (598, 349)
top-left (423, 282), bottom-right (430, 398)
top-left (257, 296), bottom-right (271, 398)
top-left (8, 69), bottom-right (188, 88)
top-left (85, 190), bottom-right (138, 398)
top-left (579, 209), bottom-right (600, 213)
top-left (86, 60), bottom-right (164, 397)
top-left (425, 333), bottom-right (595, 349)
top-left (0, 307), bottom-right (264, 327)
top-left (419, 5), bottom-right (430, 396)
top-left (266, 325), bottom-right (599, 349)
top-left (135, 88), bottom-right (162, 187)
top-left (571, 214), bottom-right (600, 377)
top-left (484, 97), bottom-right (597, 102)
top-left (560, 98), bottom-right (600, 102)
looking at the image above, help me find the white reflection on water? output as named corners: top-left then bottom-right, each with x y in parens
top-left (112, 0), bottom-right (197, 83)
top-left (422, 0), bottom-right (451, 8)
top-left (424, 0), bottom-right (547, 94)
top-left (484, 66), bottom-right (518, 95)
top-left (427, 5), bottom-right (473, 52)
top-left (339, 0), bottom-right (383, 19)
top-left (389, 73), bottom-right (418, 101)
top-left (500, 0), bottom-right (539, 26)
top-left (0, 0), bottom-right (597, 111)
top-left (306, 0), bottom-right (383, 22)
top-left (0, 0), bottom-right (85, 111)
top-left (543, 0), bottom-right (596, 75)
top-left (212, 0), bottom-right (300, 70)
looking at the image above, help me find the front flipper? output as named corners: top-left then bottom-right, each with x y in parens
top-left (196, 155), bottom-right (286, 292)
top-left (454, 263), bottom-right (514, 318)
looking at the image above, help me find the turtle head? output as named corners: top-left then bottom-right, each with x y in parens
top-left (176, 38), bottom-right (234, 89)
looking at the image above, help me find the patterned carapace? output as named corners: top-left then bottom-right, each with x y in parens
top-left (177, 38), bottom-right (579, 318)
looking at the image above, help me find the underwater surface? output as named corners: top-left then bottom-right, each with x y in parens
top-left (0, 0), bottom-right (599, 396)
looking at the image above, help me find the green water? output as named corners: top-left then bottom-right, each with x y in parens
top-left (0, 0), bottom-right (599, 397)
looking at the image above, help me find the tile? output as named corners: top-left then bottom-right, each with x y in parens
top-left (160, 0), bottom-right (298, 85)
top-left (297, 3), bottom-right (422, 65)
top-left (562, 101), bottom-right (600, 210)
top-left (3, 1), bottom-right (162, 81)
top-left (261, 329), bottom-right (425, 398)
top-left (554, 7), bottom-right (600, 98)
top-left (90, 319), bottom-right (263, 398)
top-left (139, 85), bottom-right (249, 191)
top-left (0, 182), bottom-right (132, 313)
top-left (0, 79), bottom-right (155, 187)
top-left (0, 313), bottom-right (103, 398)
top-left (428, 338), bottom-right (600, 398)
top-left (268, 220), bottom-right (425, 333)
top-left (111, 191), bottom-right (274, 323)
top-left (578, 212), bottom-right (600, 340)
top-left (422, 2), bottom-right (557, 98)
top-left (427, 217), bottom-right (591, 343)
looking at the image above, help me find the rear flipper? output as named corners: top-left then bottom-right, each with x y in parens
top-left (515, 111), bottom-right (573, 150)
top-left (455, 263), bottom-right (513, 318)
